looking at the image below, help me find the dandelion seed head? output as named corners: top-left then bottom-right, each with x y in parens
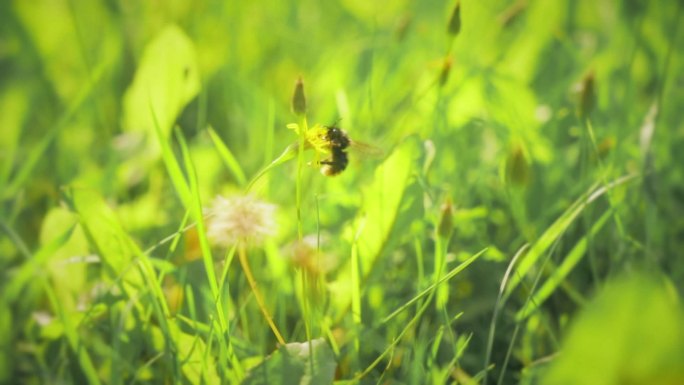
top-left (206, 195), bottom-right (278, 247)
top-left (283, 234), bottom-right (337, 275)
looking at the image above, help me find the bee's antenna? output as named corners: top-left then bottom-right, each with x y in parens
top-left (328, 117), bottom-right (343, 128)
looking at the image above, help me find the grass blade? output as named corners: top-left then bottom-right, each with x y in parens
top-left (515, 209), bottom-right (613, 320)
top-left (503, 174), bottom-right (637, 301)
top-left (381, 248), bottom-right (486, 324)
top-left (207, 126), bottom-right (247, 186)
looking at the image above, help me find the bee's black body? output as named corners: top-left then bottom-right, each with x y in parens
top-left (320, 126), bottom-right (350, 176)
top-left (325, 126), bottom-right (351, 149)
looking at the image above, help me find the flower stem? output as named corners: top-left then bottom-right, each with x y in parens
top-left (295, 116), bottom-right (308, 240)
top-left (238, 243), bottom-right (286, 345)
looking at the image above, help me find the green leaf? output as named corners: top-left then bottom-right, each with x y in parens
top-left (148, 324), bottom-right (221, 385)
top-left (122, 24), bottom-right (200, 159)
top-left (65, 188), bottom-right (172, 321)
top-left (542, 274), bottom-right (684, 385)
top-left (242, 338), bottom-right (336, 385)
top-left (328, 137), bottom-right (418, 316)
top-left (65, 187), bottom-right (142, 288)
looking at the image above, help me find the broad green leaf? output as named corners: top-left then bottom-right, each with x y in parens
top-left (328, 137), bottom-right (418, 315)
top-left (499, 1), bottom-right (566, 83)
top-left (39, 208), bottom-right (90, 301)
top-left (122, 24), bottom-right (200, 159)
top-left (150, 325), bottom-right (222, 385)
top-left (66, 188), bottom-right (172, 324)
top-left (66, 187), bottom-right (143, 288)
top-left (542, 274), bottom-right (684, 385)
top-left (242, 338), bottom-right (336, 385)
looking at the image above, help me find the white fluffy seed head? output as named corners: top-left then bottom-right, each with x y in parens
top-left (206, 195), bottom-right (278, 247)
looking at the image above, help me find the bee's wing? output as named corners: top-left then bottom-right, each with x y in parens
top-left (349, 140), bottom-right (384, 158)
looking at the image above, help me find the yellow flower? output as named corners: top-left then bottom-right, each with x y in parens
top-left (287, 123), bottom-right (331, 155)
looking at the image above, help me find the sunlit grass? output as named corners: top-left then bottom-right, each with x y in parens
top-left (1, 0), bottom-right (684, 384)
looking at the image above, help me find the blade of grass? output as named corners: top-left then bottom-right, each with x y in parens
top-left (503, 173), bottom-right (637, 301)
top-left (43, 278), bottom-right (101, 385)
top-left (0, 219), bottom-right (31, 260)
top-left (3, 60), bottom-right (108, 199)
top-left (3, 225), bottom-right (75, 302)
top-left (150, 102), bottom-right (191, 208)
top-left (245, 142), bottom-right (298, 191)
top-left (482, 243), bottom-right (529, 385)
top-left (515, 209), bottom-right (612, 320)
top-left (357, 249), bottom-right (485, 381)
top-left (65, 188), bottom-right (174, 346)
top-left (497, 235), bottom-right (566, 385)
top-left (207, 126), bottom-right (247, 186)
top-left (381, 248), bottom-right (486, 324)
top-left (172, 126), bottom-right (243, 377)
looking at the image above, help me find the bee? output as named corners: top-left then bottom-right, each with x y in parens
top-left (319, 126), bottom-right (350, 176)
top-left (320, 146), bottom-right (349, 176)
top-left (317, 125), bottom-right (380, 176)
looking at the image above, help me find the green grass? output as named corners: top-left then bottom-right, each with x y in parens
top-left (2, 0), bottom-right (684, 384)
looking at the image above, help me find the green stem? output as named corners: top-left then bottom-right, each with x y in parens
top-left (296, 116), bottom-right (308, 241)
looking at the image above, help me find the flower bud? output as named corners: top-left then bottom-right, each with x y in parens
top-left (506, 143), bottom-right (530, 186)
top-left (437, 197), bottom-right (454, 239)
top-left (579, 72), bottom-right (595, 119)
top-left (439, 57), bottom-right (452, 87)
top-left (291, 76), bottom-right (307, 116)
top-left (447, 1), bottom-right (461, 36)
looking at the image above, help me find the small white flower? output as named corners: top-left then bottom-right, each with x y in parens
top-left (206, 195), bottom-right (277, 247)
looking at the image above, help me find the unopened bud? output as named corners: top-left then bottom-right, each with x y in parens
top-left (291, 76), bottom-right (307, 116)
top-left (506, 144), bottom-right (530, 186)
top-left (447, 1), bottom-right (461, 36)
top-left (579, 72), bottom-right (595, 119)
top-left (596, 136), bottom-right (615, 159)
top-left (437, 197), bottom-right (454, 239)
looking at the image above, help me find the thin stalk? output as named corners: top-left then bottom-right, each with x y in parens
top-left (296, 116), bottom-right (308, 240)
top-left (237, 243), bottom-right (285, 345)
top-left (295, 116), bottom-right (313, 360)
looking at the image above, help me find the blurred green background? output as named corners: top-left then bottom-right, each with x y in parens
top-left (1, 0), bottom-right (683, 384)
